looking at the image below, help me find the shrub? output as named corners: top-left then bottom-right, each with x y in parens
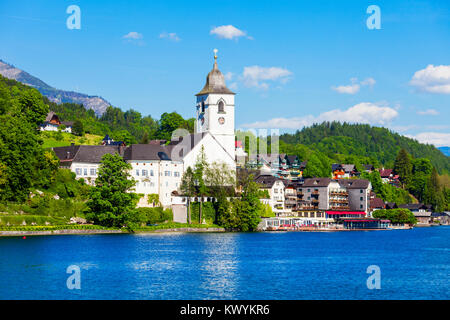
top-left (136, 207), bottom-right (173, 225)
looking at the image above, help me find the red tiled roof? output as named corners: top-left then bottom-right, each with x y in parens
top-left (379, 169), bottom-right (393, 177)
top-left (370, 197), bottom-right (385, 209)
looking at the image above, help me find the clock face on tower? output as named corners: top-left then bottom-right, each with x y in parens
top-left (218, 117), bottom-right (225, 125)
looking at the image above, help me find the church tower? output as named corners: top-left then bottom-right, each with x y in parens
top-left (195, 50), bottom-right (235, 160)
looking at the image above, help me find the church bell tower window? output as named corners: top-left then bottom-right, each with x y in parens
top-left (218, 101), bottom-right (225, 113)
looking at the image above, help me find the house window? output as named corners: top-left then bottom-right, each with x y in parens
top-left (360, 197), bottom-right (363, 201)
top-left (307, 189), bottom-right (311, 192)
top-left (150, 170), bottom-right (154, 176)
top-left (218, 101), bottom-right (225, 113)
top-left (201, 101), bottom-right (205, 113)
top-left (142, 170), bottom-right (148, 177)
top-left (84, 168), bottom-right (88, 176)
top-left (360, 189), bottom-right (363, 193)
top-left (360, 204), bottom-right (363, 209)
top-left (75, 168), bottom-right (81, 176)
top-left (90, 168), bottom-right (96, 176)
top-left (174, 172), bottom-right (180, 177)
top-left (136, 170), bottom-right (140, 176)
top-left (165, 171), bottom-right (171, 176)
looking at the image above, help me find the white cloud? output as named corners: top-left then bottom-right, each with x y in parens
top-left (410, 64), bottom-right (450, 94)
top-left (210, 25), bottom-right (250, 40)
top-left (361, 77), bottom-right (376, 87)
top-left (332, 77), bottom-right (376, 94)
top-left (332, 83), bottom-right (360, 94)
top-left (159, 32), bottom-right (180, 42)
top-left (241, 66), bottom-right (292, 89)
top-left (417, 108), bottom-right (439, 116)
top-left (123, 31), bottom-right (143, 40)
top-left (407, 132), bottom-right (450, 147)
top-left (241, 102), bottom-right (398, 129)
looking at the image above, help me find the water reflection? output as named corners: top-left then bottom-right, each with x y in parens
top-left (197, 233), bottom-right (239, 299)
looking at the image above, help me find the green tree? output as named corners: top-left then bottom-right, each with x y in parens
top-left (86, 153), bottom-right (139, 228)
top-left (0, 115), bottom-right (41, 201)
top-left (303, 154), bottom-right (325, 178)
top-left (194, 146), bottom-right (208, 224)
top-left (18, 89), bottom-right (49, 127)
top-left (156, 112), bottom-right (186, 141)
top-left (425, 167), bottom-right (445, 211)
top-left (373, 208), bottom-right (417, 225)
top-left (238, 174), bottom-right (263, 231)
top-left (72, 119), bottom-right (85, 136)
top-left (140, 131), bottom-right (150, 144)
top-left (394, 148), bottom-right (412, 188)
top-left (180, 166), bottom-right (195, 224)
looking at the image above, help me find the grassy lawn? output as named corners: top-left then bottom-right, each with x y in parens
top-left (41, 132), bottom-right (103, 148)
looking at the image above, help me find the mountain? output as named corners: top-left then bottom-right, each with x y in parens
top-left (438, 147), bottom-right (450, 157)
top-left (280, 122), bottom-right (450, 174)
top-left (0, 60), bottom-right (110, 115)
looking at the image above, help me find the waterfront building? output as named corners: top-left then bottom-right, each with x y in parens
top-left (40, 111), bottom-right (73, 133)
top-left (254, 174), bottom-right (286, 213)
top-left (399, 203), bottom-right (432, 225)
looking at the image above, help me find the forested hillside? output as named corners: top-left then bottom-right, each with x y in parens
top-left (0, 75), bottom-right (195, 145)
top-left (280, 122), bottom-right (450, 174)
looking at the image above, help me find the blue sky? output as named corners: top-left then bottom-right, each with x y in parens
top-left (1, 0), bottom-right (449, 146)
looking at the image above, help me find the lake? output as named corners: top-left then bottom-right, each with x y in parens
top-left (0, 226), bottom-right (449, 299)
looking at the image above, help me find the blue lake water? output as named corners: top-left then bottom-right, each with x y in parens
top-left (0, 227), bottom-right (449, 300)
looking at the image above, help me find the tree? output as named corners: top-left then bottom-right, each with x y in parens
top-left (205, 161), bottom-right (236, 224)
top-left (238, 174), bottom-right (263, 231)
top-left (86, 153), bottom-right (139, 228)
top-left (373, 209), bottom-right (417, 225)
top-left (18, 89), bottom-right (49, 127)
top-left (393, 148), bottom-right (412, 188)
top-left (303, 154), bottom-right (325, 178)
top-left (140, 131), bottom-right (150, 144)
top-left (180, 166), bottom-right (195, 224)
top-left (72, 120), bottom-right (85, 136)
top-left (156, 112), bottom-right (186, 141)
top-left (204, 161), bottom-right (236, 198)
top-left (425, 167), bottom-right (445, 211)
top-left (194, 146), bottom-right (208, 224)
top-left (0, 115), bottom-right (42, 201)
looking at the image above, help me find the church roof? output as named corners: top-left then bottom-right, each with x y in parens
top-left (196, 53), bottom-right (235, 96)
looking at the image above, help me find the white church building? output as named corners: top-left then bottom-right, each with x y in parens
top-left (52, 51), bottom-right (238, 209)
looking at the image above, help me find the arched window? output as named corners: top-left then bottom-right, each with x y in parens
top-left (218, 101), bottom-right (225, 113)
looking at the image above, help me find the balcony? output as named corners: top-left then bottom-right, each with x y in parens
top-left (330, 190), bottom-right (348, 196)
top-left (330, 206), bottom-right (350, 211)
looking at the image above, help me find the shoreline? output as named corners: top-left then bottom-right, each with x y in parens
top-left (0, 227), bottom-right (226, 237)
